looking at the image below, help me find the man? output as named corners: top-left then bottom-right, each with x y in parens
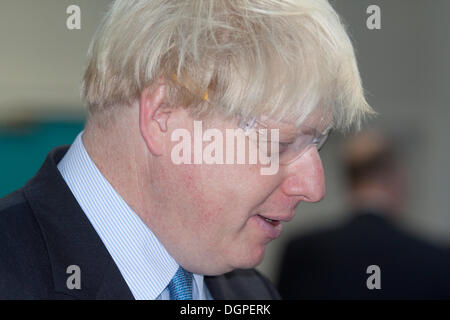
top-left (0, 0), bottom-right (372, 299)
top-left (277, 130), bottom-right (450, 299)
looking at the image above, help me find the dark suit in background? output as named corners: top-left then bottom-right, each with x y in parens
top-left (0, 146), bottom-right (280, 299)
top-left (277, 210), bottom-right (450, 300)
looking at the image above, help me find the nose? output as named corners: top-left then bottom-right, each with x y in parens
top-left (280, 146), bottom-right (326, 202)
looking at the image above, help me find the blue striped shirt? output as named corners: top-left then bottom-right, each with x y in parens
top-left (57, 132), bottom-right (212, 300)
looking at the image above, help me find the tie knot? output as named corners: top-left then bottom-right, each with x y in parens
top-left (168, 267), bottom-right (193, 300)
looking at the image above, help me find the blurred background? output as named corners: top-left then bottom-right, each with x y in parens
top-left (0, 0), bottom-right (449, 298)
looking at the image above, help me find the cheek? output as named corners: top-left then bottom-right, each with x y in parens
top-left (174, 168), bottom-right (224, 230)
top-left (169, 162), bottom-right (280, 237)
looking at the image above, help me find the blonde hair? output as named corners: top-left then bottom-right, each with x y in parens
top-left (82, 0), bottom-right (374, 130)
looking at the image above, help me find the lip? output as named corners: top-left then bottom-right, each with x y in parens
top-left (253, 215), bottom-right (282, 239)
top-left (258, 212), bottom-right (295, 223)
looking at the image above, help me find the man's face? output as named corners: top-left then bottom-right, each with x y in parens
top-left (146, 110), bottom-right (327, 275)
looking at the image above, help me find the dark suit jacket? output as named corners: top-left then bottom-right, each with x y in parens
top-left (0, 146), bottom-right (280, 300)
top-left (277, 212), bottom-right (450, 299)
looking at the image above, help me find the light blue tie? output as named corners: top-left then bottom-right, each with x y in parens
top-left (168, 267), bottom-right (193, 300)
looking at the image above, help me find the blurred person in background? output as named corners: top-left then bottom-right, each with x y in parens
top-left (277, 130), bottom-right (450, 299)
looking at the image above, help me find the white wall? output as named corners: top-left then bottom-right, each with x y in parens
top-left (0, 0), bottom-right (111, 122)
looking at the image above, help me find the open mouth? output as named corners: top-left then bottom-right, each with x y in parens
top-left (255, 214), bottom-right (282, 239)
top-left (257, 214), bottom-right (280, 227)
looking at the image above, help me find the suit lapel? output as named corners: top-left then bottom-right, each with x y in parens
top-left (205, 275), bottom-right (237, 300)
top-left (23, 146), bottom-right (134, 300)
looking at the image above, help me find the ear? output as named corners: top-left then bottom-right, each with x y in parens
top-left (139, 83), bottom-right (172, 156)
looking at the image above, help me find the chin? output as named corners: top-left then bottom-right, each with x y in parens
top-left (232, 243), bottom-right (267, 270)
top-left (198, 247), bottom-right (266, 275)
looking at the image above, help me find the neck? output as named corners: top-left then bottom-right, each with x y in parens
top-left (82, 119), bottom-right (151, 224)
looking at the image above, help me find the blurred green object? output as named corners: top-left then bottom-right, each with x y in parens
top-left (0, 120), bottom-right (84, 197)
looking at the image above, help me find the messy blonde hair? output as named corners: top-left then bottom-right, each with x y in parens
top-left (82, 0), bottom-right (374, 130)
